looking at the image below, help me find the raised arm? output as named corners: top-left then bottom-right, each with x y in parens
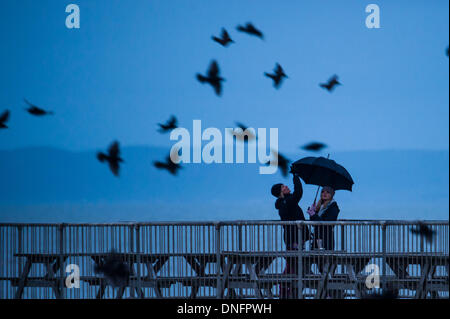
top-left (290, 174), bottom-right (303, 203)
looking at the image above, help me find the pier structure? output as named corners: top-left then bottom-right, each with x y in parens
top-left (0, 220), bottom-right (448, 299)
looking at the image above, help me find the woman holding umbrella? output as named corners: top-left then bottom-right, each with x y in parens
top-left (307, 186), bottom-right (340, 250)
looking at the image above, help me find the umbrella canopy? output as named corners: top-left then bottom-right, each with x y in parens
top-left (291, 156), bottom-right (354, 191)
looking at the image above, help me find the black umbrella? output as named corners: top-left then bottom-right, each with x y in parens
top-left (291, 156), bottom-right (354, 198)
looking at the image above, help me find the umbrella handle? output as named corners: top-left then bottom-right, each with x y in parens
top-left (312, 154), bottom-right (329, 204)
top-left (313, 185), bottom-right (320, 204)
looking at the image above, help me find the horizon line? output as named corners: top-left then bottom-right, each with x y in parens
top-left (0, 144), bottom-right (449, 154)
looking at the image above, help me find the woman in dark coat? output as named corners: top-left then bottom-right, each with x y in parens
top-left (272, 173), bottom-right (310, 250)
top-left (307, 186), bottom-right (340, 250)
top-left (271, 172), bottom-right (311, 299)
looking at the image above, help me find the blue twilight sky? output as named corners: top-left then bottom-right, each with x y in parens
top-left (0, 0), bottom-right (448, 154)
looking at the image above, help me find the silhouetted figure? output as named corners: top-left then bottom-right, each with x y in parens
top-left (154, 152), bottom-right (182, 175)
top-left (0, 110), bottom-right (10, 129)
top-left (94, 250), bottom-right (130, 288)
top-left (212, 28), bottom-right (234, 47)
top-left (264, 63), bottom-right (288, 89)
top-left (231, 122), bottom-right (257, 142)
top-left (271, 171), bottom-right (310, 299)
top-left (301, 142), bottom-right (327, 152)
top-left (319, 75), bottom-right (341, 92)
top-left (410, 223), bottom-right (436, 244)
top-left (266, 151), bottom-right (290, 177)
top-left (97, 141), bottom-right (124, 177)
top-left (236, 22), bottom-right (264, 39)
top-left (196, 60), bottom-right (225, 96)
top-left (158, 115), bottom-right (178, 133)
top-left (24, 99), bottom-right (54, 116)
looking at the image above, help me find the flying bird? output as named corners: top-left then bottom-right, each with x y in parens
top-left (264, 63), bottom-right (288, 89)
top-left (94, 250), bottom-right (130, 288)
top-left (97, 140), bottom-right (124, 177)
top-left (319, 75), bottom-right (341, 92)
top-left (24, 99), bottom-right (54, 116)
top-left (154, 148), bottom-right (182, 175)
top-left (212, 28), bottom-right (234, 47)
top-left (301, 142), bottom-right (327, 152)
top-left (196, 60), bottom-right (225, 96)
top-left (158, 115), bottom-right (178, 133)
top-left (410, 223), bottom-right (436, 243)
top-left (229, 122), bottom-right (257, 142)
top-left (265, 150), bottom-right (290, 177)
top-left (0, 110), bottom-right (10, 129)
top-left (236, 22), bottom-right (264, 39)
top-left (363, 289), bottom-right (398, 299)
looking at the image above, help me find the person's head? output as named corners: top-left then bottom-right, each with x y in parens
top-left (271, 183), bottom-right (291, 198)
top-left (321, 186), bottom-right (335, 201)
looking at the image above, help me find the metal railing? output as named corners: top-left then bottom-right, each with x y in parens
top-left (0, 220), bottom-right (448, 299)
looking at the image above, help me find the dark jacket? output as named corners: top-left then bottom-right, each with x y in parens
top-left (275, 175), bottom-right (310, 249)
top-left (310, 201), bottom-right (340, 250)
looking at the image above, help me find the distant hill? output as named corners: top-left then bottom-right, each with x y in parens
top-left (0, 147), bottom-right (448, 222)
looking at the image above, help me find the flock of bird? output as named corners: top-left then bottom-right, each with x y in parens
top-left (197, 23), bottom-right (341, 96)
top-left (0, 22), bottom-right (344, 179)
top-left (160, 22), bottom-right (339, 178)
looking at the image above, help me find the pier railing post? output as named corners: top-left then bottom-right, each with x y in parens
top-left (381, 223), bottom-right (387, 292)
top-left (17, 226), bottom-right (23, 282)
top-left (128, 225), bottom-right (135, 298)
top-left (215, 223), bottom-right (222, 299)
top-left (297, 222), bottom-right (304, 299)
top-left (58, 224), bottom-right (65, 299)
top-left (238, 224), bottom-right (243, 296)
top-left (420, 227), bottom-right (425, 253)
top-left (135, 224), bottom-right (142, 298)
top-left (238, 225), bottom-right (242, 252)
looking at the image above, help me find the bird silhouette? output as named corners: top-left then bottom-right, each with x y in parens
top-left (363, 288), bottom-right (398, 299)
top-left (319, 75), bottom-right (341, 92)
top-left (212, 28), bottom-right (234, 47)
top-left (236, 22), bottom-right (264, 39)
top-left (196, 60), bottom-right (225, 96)
top-left (154, 148), bottom-right (182, 175)
top-left (410, 223), bottom-right (436, 243)
top-left (0, 110), bottom-right (10, 129)
top-left (97, 141), bottom-right (124, 177)
top-left (265, 150), bottom-right (290, 177)
top-left (301, 142), bottom-right (327, 152)
top-left (229, 122), bottom-right (257, 142)
top-left (94, 250), bottom-right (130, 288)
top-left (158, 115), bottom-right (178, 133)
top-left (24, 99), bottom-right (54, 116)
top-left (264, 63), bottom-right (288, 89)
